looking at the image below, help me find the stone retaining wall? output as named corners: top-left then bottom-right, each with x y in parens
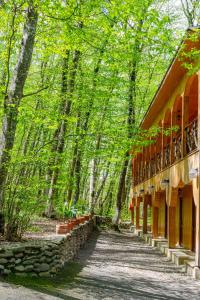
top-left (0, 220), bottom-right (93, 277)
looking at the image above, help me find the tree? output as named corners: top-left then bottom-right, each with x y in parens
top-left (181, 0), bottom-right (200, 26)
top-left (0, 1), bottom-right (38, 209)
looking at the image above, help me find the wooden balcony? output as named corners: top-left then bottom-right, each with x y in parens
top-left (133, 118), bottom-right (198, 187)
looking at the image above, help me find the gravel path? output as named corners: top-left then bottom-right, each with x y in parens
top-left (0, 281), bottom-right (60, 300)
top-left (1, 230), bottom-right (200, 299)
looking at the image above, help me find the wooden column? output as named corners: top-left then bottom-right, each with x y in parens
top-left (152, 191), bottom-right (161, 238)
top-left (143, 195), bottom-right (151, 234)
top-left (152, 206), bottom-right (158, 238)
top-left (195, 71), bottom-right (200, 266)
top-left (136, 196), bottom-right (142, 229)
top-left (136, 206), bottom-right (140, 229)
top-left (168, 188), bottom-right (178, 248)
top-left (143, 201), bottom-right (147, 234)
top-left (130, 207), bottom-right (134, 225)
top-left (168, 206), bottom-right (176, 248)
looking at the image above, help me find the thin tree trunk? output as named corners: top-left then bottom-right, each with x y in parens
top-left (45, 49), bottom-right (81, 216)
top-left (0, 2), bottom-right (38, 207)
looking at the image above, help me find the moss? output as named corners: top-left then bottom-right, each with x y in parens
top-left (2, 262), bottom-right (83, 298)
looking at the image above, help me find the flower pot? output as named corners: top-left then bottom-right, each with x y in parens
top-left (77, 217), bottom-right (85, 224)
top-left (56, 224), bottom-right (71, 234)
top-left (67, 222), bottom-right (74, 231)
top-left (84, 215), bottom-right (90, 221)
top-left (70, 219), bottom-right (79, 226)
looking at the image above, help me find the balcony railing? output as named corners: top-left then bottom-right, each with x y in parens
top-left (150, 155), bottom-right (156, 177)
top-left (135, 118), bottom-right (198, 186)
top-left (163, 143), bottom-right (170, 168)
top-left (185, 118), bottom-right (198, 154)
top-left (172, 132), bottom-right (182, 162)
top-left (156, 152), bottom-right (162, 173)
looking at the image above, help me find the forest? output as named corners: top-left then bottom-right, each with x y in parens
top-left (0, 0), bottom-right (199, 240)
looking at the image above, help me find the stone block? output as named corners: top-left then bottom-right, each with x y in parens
top-left (0, 251), bottom-right (13, 258)
top-left (39, 271), bottom-right (51, 277)
top-left (15, 265), bottom-right (25, 272)
top-left (37, 263), bottom-right (50, 272)
top-left (0, 258), bottom-right (8, 264)
top-left (24, 265), bottom-right (34, 272)
top-left (3, 269), bottom-right (11, 275)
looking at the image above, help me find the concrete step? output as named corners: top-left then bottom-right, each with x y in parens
top-left (130, 225), bottom-right (136, 233)
top-left (136, 229), bottom-right (142, 237)
top-left (185, 260), bottom-right (196, 277)
top-left (144, 233), bottom-right (152, 243)
top-left (171, 251), bottom-right (195, 266)
top-left (151, 238), bottom-right (168, 247)
top-left (157, 242), bottom-right (168, 254)
top-left (167, 248), bottom-right (184, 260)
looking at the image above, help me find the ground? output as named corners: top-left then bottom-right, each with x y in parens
top-left (2, 230), bottom-right (200, 299)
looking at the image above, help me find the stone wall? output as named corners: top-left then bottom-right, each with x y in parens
top-left (95, 216), bottom-right (112, 226)
top-left (0, 220), bottom-right (93, 277)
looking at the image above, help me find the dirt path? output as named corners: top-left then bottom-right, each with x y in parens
top-left (2, 230), bottom-right (200, 299)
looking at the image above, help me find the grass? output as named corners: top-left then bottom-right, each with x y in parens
top-left (2, 261), bottom-right (83, 299)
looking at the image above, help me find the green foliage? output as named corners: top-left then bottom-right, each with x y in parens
top-left (0, 0), bottom-right (193, 238)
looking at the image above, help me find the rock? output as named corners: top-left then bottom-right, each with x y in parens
top-left (25, 250), bottom-right (39, 254)
top-left (15, 272), bottom-right (27, 277)
top-left (41, 245), bottom-right (49, 251)
top-left (44, 251), bottom-right (54, 257)
top-left (7, 264), bottom-right (15, 269)
top-left (3, 269), bottom-right (11, 275)
top-left (0, 258), bottom-right (8, 264)
top-left (13, 247), bottom-right (25, 254)
top-left (15, 259), bottom-right (21, 264)
top-left (39, 271), bottom-right (51, 277)
top-left (23, 259), bottom-right (36, 266)
top-left (34, 263), bottom-right (40, 268)
top-left (37, 263), bottom-right (49, 272)
top-left (15, 265), bottom-right (25, 272)
top-left (0, 251), bottom-right (13, 258)
top-left (39, 256), bottom-right (47, 263)
top-left (15, 253), bottom-right (24, 258)
top-left (50, 267), bottom-right (57, 273)
top-left (24, 265), bottom-right (34, 272)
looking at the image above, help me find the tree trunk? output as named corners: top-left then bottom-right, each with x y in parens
top-left (112, 151), bottom-right (129, 227)
top-left (45, 49), bottom-right (81, 217)
top-left (112, 63), bottom-right (137, 228)
top-left (0, 2), bottom-right (38, 207)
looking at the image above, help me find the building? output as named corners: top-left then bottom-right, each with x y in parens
top-left (131, 28), bottom-right (200, 277)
